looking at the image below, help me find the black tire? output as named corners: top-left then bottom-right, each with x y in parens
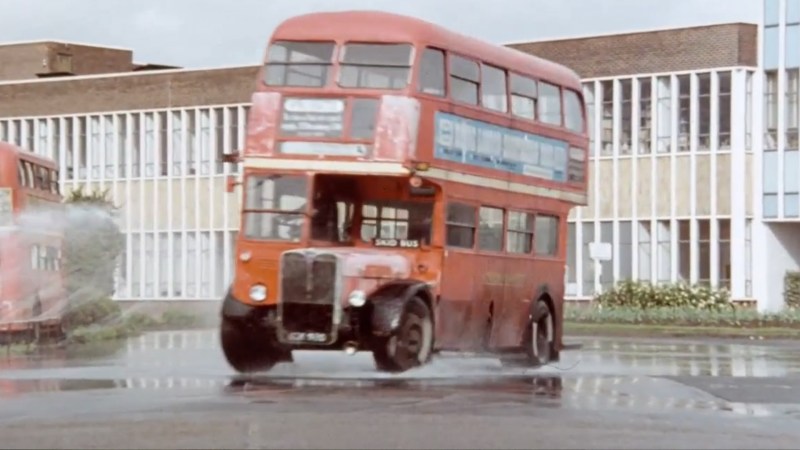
top-left (220, 318), bottom-right (290, 373)
top-left (501, 300), bottom-right (554, 368)
top-left (372, 297), bottom-right (434, 373)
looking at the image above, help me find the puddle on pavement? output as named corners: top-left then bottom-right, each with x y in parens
top-left (1, 329), bottom-right (799, 419)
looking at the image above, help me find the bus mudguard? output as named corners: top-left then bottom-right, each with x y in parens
top-left (368, 279), bottom-right (433, 337)
top-left (221, 288), bottom-right (253, 321)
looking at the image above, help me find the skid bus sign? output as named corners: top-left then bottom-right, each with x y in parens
top-left (373, 238), bottom-right (420, 248)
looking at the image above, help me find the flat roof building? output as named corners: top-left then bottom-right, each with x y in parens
top-left (0, 4), bottom-right (789, 312)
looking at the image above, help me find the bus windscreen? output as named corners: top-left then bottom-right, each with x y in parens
top-left (264, 41), bottom-right (336, 87)
top-left (337, 43), bottom-right (413, 90)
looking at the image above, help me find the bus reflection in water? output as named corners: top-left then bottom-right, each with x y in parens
top-left (219, 10), bottom-right (589, 374)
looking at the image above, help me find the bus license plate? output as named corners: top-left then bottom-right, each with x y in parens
top-left (287, 332), bottom-right (327, 343)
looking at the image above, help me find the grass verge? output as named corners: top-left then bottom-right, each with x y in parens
top-left (64, 309), bottom-right (206, 345)
top-left (565, 305), bottom-right (800, 340)
top-left (2, 308), bottom-right (207, 356)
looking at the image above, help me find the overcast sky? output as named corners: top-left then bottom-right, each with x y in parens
top-left (0, 0), bottom-right (760, 68)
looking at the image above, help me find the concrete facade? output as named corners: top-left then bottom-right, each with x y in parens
top-left (0, 13), bottom-right (787, 311)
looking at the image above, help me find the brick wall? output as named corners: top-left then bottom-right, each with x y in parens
top-left (508, 23), bottom-right (758, 78)
top-left (0, 43), bottom-right (48, 82)
top-left (0, 23), bottom-right (758, 117)
top-left (0, 42), bottom-right (135, 82)
top-left (0, 66), bottom-right (260, 117)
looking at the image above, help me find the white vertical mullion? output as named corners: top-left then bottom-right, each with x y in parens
top-left (631, 77), bottom-right (640, 280)
top-left (575, 208), bottom-right (584, 298)
top-left (612, 79), bottom-right (621, 286)
top-left (86, 115), bottom-right (94, 187)
top-left (592, 80), bottom-right (602, 295)
top-left (181, 109), bottom-right (189, 299)
top-left (670, 74), bottom-right (679, 283)
top-left (209, 108), bottom-right (218, 299)
top-left (153, 112), bottom-right (161, 299)
top-left (779, 2), bottom-right (787, 218)
top-left (710, 72), bottom-right (720, 288)
top-left (72, 117), bottom-right (80, 186)
top-left (46, 118), bottom-right (54, 160)
top-left (137, 113), bottom-right (146, 299)
top-left (223, 107), bottom-right (232, 292)
top-left (167, 111), bottom-right (175, 301)
top-left (109, 115), bottom-right (119, 299)
top-left (57, 117), bottom-right (67, 192)
top-left (730, 70), bottom-right (747, 299)
top-left (100, 116), bottom-right (107, 193)
top-left (690, 73), bottom-right (700, 285)
top-left (124, 114), bottom-right (133, 298)
top-left (194, 109), bottom-right (202, 300)
top-left (649, 75), bottom-right (658, 283)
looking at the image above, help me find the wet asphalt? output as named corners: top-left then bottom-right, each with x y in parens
top-left (0, 331), bottom-right (799, 449)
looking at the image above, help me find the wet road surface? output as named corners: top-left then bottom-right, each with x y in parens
top-left (1, 331), bottom-right (799, 449)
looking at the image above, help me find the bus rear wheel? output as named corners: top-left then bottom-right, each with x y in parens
top-left (501, 299), bottom-right (554, 368)
top-left (220, 318), bottom-right (290, 373)
top-left (372, 297), bottom-right (434, 373)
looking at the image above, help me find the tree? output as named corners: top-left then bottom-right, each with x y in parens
top-left (61, 186), bottom-right (126, 310)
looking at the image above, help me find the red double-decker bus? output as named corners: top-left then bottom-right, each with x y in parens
top-left (220, 10), bottom-right (588, 373)
top-left (0, 141), bottom-right (66, 342)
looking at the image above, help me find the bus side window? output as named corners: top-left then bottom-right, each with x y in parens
top-left (510, 73), bottom-right (537, 120)
top-left (449, 55), bottom-right (479, 105)
top-left (506, 211), bottom-right (534, 254)
top-left (534, 215), bottom-right (560, 256)
top-left (418, 48), bottom-right (446, 97)
top-left (538, 82), bottom-right (563, 126)
top-left (477, 206), bottom-right (504, 251)
top-left (480, 64), bottom-right (508, 113)
top-left (445, 202), bottom-right (476, 248)
top-left (564, 89), bottom-right (585, 133)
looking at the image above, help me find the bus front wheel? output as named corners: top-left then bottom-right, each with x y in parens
top-left (372, 296), bottom-right (434, 373)
top-left (220, 318), bottom-right (290, 373)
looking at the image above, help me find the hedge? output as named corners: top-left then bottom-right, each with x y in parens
top-left (785, 271), bottom-right (800, 309)
top-left (594, 280), bottom-right (731, 311)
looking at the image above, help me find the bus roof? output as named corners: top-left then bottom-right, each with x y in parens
top-left (0, 141), bottom-right (57, 169)
top-left (270, 10), bottom-right (582, 91)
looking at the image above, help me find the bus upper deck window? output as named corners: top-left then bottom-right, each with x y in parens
top-left (338, 43), bottom-right (413, 90)
top-left (538, 82), bottom-right (563, 126)
top-left (417, 48), bottom-right (445, 97)
top-left (264, 41), bottom-right (335, 87)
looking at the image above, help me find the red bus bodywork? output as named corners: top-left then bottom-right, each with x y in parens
top-left (0, 141), bottom-right (65, 340)
top-left (221, 10), bottom-right (588, 373)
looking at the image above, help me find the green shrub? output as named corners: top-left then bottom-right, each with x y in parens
top-left (62, 297), bottom-right (122, 331)
top-left (784, 271), bottom-right (800, 309)
top-left (594, 280), bottom-right (731, 311)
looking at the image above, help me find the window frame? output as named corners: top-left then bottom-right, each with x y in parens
top-left (563, 88), bottom-right (586, 133)
top-left (509, 72), bottom-right (538, 120)
top-left (263, 40), bottom-right (337, 88)
top-left (505, 210), bottom-right (535, 254)
top-left (336, 41), bottom-right (415, 90)
top-left (416, 46), bottom-right (447, 98)
top-left (477, 205), bottom-right (505, 252)
top-left (448, 53), bottom-right (481, 106)
top-left (534, 214), bottom-right (560, 256)
top-left (479, 63), bottom-right (509, 113)
top-left (538, 81), bottom-right (564, 126)
top-left (445, 201), bottom-right (477, 249)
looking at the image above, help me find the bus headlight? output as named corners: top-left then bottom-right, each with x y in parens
top-left (239, 251), bottom-right (252, 262)
top-left (249, 284), bottom-right (267, 302)
top-left (348, 290), bottom-right (366, 307)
